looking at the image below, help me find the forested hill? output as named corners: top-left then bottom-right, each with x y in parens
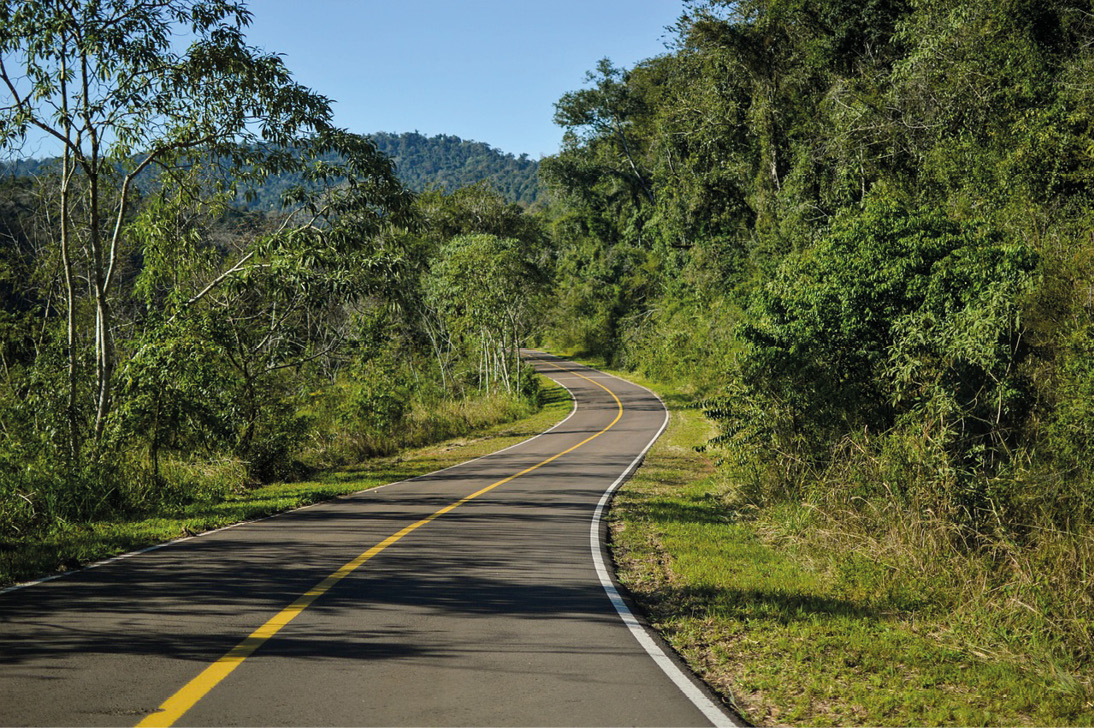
top-left (1, 131), bottom-right (542, 207)
top-left (370, 132), bottom-right (542, 206)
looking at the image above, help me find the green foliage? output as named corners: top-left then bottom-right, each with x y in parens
top-left (119, 318), bottom-right (234, 461)
top-left (426, 232), bottom-right (547, 393)
top-left (418, 182), bottom-right (549, 249)
top-left (518, 361), bottom-right (543, 406)
top-left (4, 130), bottom-right (543, 211)
top-left (2, 378), bottom-right (572, 588)
top-left (738, 198), bottom-right (1036, 441)
top-left (698, 197), bottom-right (1041, 526)
top-left (370, 132), bottom-right (542, 206)
top-left (1044, 322), bottom-right (1094, 490)
top-left (0, 2), bottom-right (551, 553)
top-left (538, 0), bottom-right (1094, 714)
top-left (336, 357), bottom-right (413, 456)
top-left (428, 234), bottom-right (544, 332)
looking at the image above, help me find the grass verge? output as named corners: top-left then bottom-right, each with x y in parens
top-left (0, 378), bottom-right (572, 588)
top-left (575, 358), bottom-right (1094, 726)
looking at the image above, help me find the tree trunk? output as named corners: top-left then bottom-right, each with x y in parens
top-left (88, 169), bottom-right (114, 442)
top-left (58, 41), bottom-right (79, 460)
top-left (60, 146), bottom-right (78, 459)
top-left (93, 291), bottom-right (114, 440)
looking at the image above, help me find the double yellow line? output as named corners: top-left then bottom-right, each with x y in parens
top-left (138, 363), bottom-right (622, 727)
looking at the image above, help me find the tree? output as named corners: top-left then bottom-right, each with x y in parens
top-left (0, 0), bottom-right (381, 455)
top-left (731, 195), bottom-right (1039, 470)
top-left (409, 184), bottom-right (549, 388)
top-left (124, 129), bottom-right (414, 479)
top-left (426, 233), bottom-right (546, 394)
top-left (553, 58), bottom-right (656, 206)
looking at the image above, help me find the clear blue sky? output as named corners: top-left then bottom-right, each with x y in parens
top-left (243, 1), bottom-right (684, 159)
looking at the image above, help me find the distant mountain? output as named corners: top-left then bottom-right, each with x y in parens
top-left (370, 132), bottom-right (542, 206)
top-left (0, 132), bottom-right (544, 208)
top-left (0, 157), bottom-right (59, 178)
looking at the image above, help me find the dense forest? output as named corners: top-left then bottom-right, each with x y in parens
top-left (2, 0), bottom-right (1093, 718)
top-left (2, 131), bottom-right (543, 208)
top-left (371, 132), bottom-right (542, 206)
top-left (539, 0), bottom-right (1094, 708)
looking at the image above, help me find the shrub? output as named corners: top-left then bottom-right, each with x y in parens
top-left (711, 194), bottom-right (1040, 510)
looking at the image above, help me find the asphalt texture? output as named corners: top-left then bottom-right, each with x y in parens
top-left (0, 352), bottom-right (739, 727)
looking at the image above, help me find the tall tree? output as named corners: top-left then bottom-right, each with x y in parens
top-left (426, 233), bottom-right (546, 394)
top-left (0, 0), bottom-right (353, 452)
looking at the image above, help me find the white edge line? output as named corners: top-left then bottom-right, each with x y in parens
top-left (0, 367), bottom-right (578, 597)
top-left (575, 364), bottom-right (742, 728)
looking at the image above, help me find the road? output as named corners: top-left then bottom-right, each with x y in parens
top-left (0, 352), bottom-right (740, 727)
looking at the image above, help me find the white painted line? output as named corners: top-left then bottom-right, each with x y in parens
top-left (584, 372), bottom-right (743, 728)
top-left (0, 514), bottom-right (297, 596)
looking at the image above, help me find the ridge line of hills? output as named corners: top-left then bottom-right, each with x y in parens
top-left (1, 131), bottom-right (544, 208)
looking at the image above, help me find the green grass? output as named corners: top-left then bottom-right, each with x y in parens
top-left (581, 361), bottom-right (1094, 726)
top-left (0, 378), bottom-right (572, 588)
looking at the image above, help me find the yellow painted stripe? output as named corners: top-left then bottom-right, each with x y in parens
top-left (138, 362), bottom-right (621, 727)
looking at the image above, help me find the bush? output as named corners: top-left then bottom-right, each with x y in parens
top-left (335, 357), bottom-right (413, 458)
top-left (518, 361), bottom-right (543, 406)
top-left (713, 194), bottom-right (1040, 508)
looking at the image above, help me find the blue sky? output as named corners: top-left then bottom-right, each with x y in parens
top-left (243, 1), bottom-right (684, 159)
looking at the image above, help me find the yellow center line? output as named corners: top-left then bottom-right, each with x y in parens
top-left (138, 363), bottom-right (622, 727)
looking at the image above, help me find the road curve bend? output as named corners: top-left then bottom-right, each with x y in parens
top-left (0, 352), bottom-right (742, 727)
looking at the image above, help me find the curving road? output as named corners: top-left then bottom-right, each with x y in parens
top-left (0, 352), bottom-right (740, 727)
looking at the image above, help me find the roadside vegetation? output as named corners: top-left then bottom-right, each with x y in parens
top-left (0, 2), bottom-right (552, 586)
top-left (542, 0), bottom-right (1094, 720)
top-left (1, 377), bottom-right (570, 587)
top-left (593, 362), bottom-right (1093, 725)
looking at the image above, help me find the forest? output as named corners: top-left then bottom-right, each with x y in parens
top-left (1, 0), bottom-right (1092, 720)
top-left (370, 131), bottom-right (542, 206)
top-left (539, 0), bottom-right (1094, 717)
top-left (3, 130), bottom-right (542, 209)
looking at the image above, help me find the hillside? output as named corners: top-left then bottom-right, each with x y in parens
top-left (0, 131), bottom-right (543, 208)
top-left (371, 132), bottom-right (542, 206)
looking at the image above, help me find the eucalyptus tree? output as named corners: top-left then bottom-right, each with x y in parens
top-left (122, 128), bottom-right (413, 478)
top-left (426, 233), bottom-right (546, 394)
top-left (0, 0), bottom-right (391, 457)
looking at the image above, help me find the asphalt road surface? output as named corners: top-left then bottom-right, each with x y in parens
top-left (0, 352), bottom-right (741, 727)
